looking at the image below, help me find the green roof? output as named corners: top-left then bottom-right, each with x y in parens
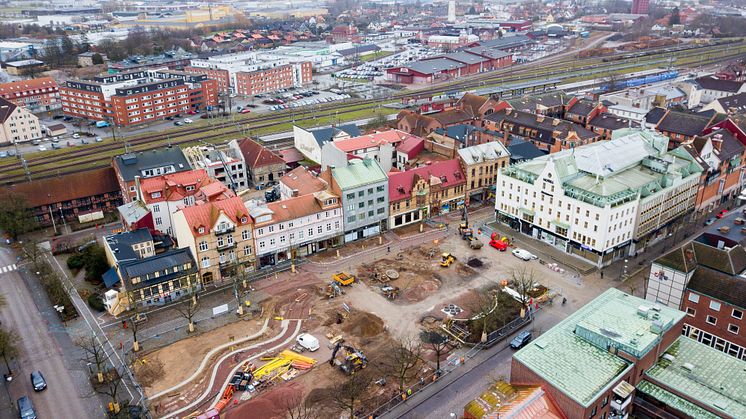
top-left (645, 336), bottom-right (746, 418)
top-left (637, 381), bottom-right (721, 419)
top-left (331, 158), bottom-right (387, 190)
top-left (513, 288), bottom-right (684, 407)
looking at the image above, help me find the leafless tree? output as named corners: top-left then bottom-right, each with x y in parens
top-left (332, 371), bottom-right (372, 418)
top-left (175, 296), bottom-right (200, 333)
top-left (424, 332), bottom-right (449, 372)
top-left (126, 291), bottom-right (142, 352)
top-left (93, 364), bottom-right (126, 414)
top-left (0, 327), bottom-right (19, 376)
top-left (76, 333), bottom-right (108, 383)
top-left (510, 267), bottom-right (537, 308)
top-left (282, 389), bottom-right (321, 419)
top-left (385, 338), bottom-right (422, 393)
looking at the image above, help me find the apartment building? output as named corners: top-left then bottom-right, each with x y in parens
top-left (278, 166), bottom-right (328, 200)
top-left (0, 77), bottom-right (60, 113)
top-left (172, 196), bottom-right (255, 285)
top-left (60, 69), bottom-right (218, 126)
top-left (102, 228), bottom-right (199, 312)
top-left (495, 129), bottom-right (703, 267)
top-left (0, 97), bottom-right (42, 144)
top-left (645, 233), bottom-right (746, 361)
top-left (511, 287), bottom-right (746, 419)
top-left (186, 51), bottom-right (312, 95)
top-left (250, 191), bottom-right (343, 267)
top-left (138, 169), bottom-right (235, 235)
top-left (320, 130), bottom-right (422, 172)
top-left (293, 123), bottom-right (361, 164)
top-left (112, 147), bottom-right (192, 202)
top-left (645, 107), bottom-right (716, 147)
top-left (183, 146), bottom-right (248, 192)
top-left (323, 158), bottom-right (389, 242)
top-left (457, 142), bottom-right (510, 205)
top-left (388, 159), bottom-right (466, 229)
top-left (229, 138), bottom-right (286, 188)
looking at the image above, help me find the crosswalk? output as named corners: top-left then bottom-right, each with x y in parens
top-left (0, 264), bottom-right (17, 274)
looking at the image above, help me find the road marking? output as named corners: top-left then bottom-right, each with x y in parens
top-left (1, 267), bottom-right (6, 273)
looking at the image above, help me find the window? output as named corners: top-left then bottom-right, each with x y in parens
top-left (686, 307), bottom-right (696, 317)
top-left (688, 293), bottom-right (700, 303)
top-left (199, 241), bottom-right (208, 251)
top-left (269, 238), bottom-right (275, 246)
top-left (589, 405), bottom-right (597, 418)
top-left (358, 191), bottom-right (364, 198)
top-left (153, 204), bottom-right (160, 212)
top-left (359, 202), bottom-right (365, 209)
top-left (308, 228), bottom-right (313, 236)
top-left (259, 241), bottom-right (265, 249)
top-left (376, 185), bottom-right (384, 192)
top-left (347, 215), bottom-right (355, 223)
top-left (201, 257), bottom-right (210, 268)
top-left (706, 315), bottom-right (717, 325)
top-left (601, 396), bottom-right (608, 407)
top-left (155, 217), bottom-right (162, 225)
top-left (280, 236), bottom-right (286, 243)
top-left (710, 301), bottom-right (721, 311)
top-left (243, 245), bottom-right (252, 256)
top-left (728, 324), bottom-right (740, 334)
top-left (242, 229), bottom-right (250, 240)
top-left (733, 309), bottom-right (743, 320)
top-left (326, 223), bottom-right (331, 231)
top-left (346, 193), bottom-right (354, 200)
top-left (317, 225), bottom-right (323, 234)
top-left (198, 227), bottom-right (205, 234)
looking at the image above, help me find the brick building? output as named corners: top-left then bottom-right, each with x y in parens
top-left (645, 108), bottom-right (717, 148)
top-left (60, 69), bottom-right (218, 126)
top-left (112, 147), bottom-right (193, 203)
top-left (0, 77), bottom-right (61, 113)
top-left (235, 63), bottom-right (312, 96)
top-left (2, 167), bottom-right (122, 227)
top-left (229, 138), bottom-right (286, 188)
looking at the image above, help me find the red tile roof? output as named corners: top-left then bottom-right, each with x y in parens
top-left (139, 169), bottom-right (219, 204)
top-left (2, 167), bottom-right (119, 208)
top-left (388, 159), bottom-right (465, 202)
top-left (333, 129), bottom-right (423, 153)
top-left (0, 77), bottom-right (58, 99)
top-left (237, 138), bottom-right (286, 169)
top-left (279, 166), bottom-right (327, 196)
top-left (256, 192), bottom-right (340, 226)
top-left (278, 147), bottom-right (305, 164)
top-left (178, 196), bottom-right (250, 237)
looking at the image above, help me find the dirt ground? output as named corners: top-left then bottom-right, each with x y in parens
top-left (307, 236), bottom-right (390, 262)
top-left (391, 222), bottom-right (436, 237)
top-left (137, 315), bottom-right (268, 396)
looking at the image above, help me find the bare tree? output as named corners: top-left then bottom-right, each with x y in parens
top-left (0, 327), bottom-right (19, 376)
top-left (126, 291), bottom-right (142, 352)
top-left (510, 267), bottom-right (537, 309)
top-left (93, 364), bottom-right (126, 414)
top-left (385, 338), bottom-right (422, 393)
top-left (332, 371), bottom-right (372, 418)
top-left (469, 289), bottom-right (500, 342)
top-left (175, 296), bottom-right (200, 333)
top-left (76, 333), bottom-right (108, 383)
top-left (423, 332), bottom-right (449, 372)
top-left (282, 389), bottom-right (320, 419)
top-left (21, 240), bottom-right (43, 269)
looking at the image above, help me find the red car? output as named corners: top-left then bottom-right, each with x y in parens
top-left (187, 110), bottom-right (196, 115)
top-left (489, 232), bottom-right (508, 251)
top-left (716, 209), bottom-right (728, 219)
top-left (240, 109), bottom-right (251, 114)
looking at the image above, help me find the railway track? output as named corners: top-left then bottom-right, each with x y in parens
top-left (1, 40), bottom-right (743, 184)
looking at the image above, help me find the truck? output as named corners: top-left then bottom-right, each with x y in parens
top-left (95, 121), bottom-right (110, 128)
top-left (296, 333), bottom-right (320, 351)
top-left (332, 272), bottom-right (355, 286)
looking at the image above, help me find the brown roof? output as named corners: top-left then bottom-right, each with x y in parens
top-left (178, 196), bottom-right (251, 237)
top-left (0, 77), bottom-right (58, 98)
top-left (0, 97), bottom-right (18, 123)
top-left (279, 166), bottom-right (327, 196)
top-left (3, 167), bottom-right (120, 208)
top-left (429, 109), bottom-right (476, 126)
top-left (236, 138), bottom-right (286, 169)
top-left (457, 93), bottom-right (488, 116)
top-left (256, 192), bottom-right (340, 225)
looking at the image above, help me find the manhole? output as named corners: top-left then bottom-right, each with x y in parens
top-left (386, 269), bottom-right (400, 279)
top-left (441, 304), bottom-right (463, 316)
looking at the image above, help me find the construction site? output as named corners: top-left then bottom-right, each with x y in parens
top-left (132, 216), bottom-right (571, 418)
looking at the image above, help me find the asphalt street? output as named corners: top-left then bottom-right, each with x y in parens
top-left (0, 246), bottom-right (97, 418)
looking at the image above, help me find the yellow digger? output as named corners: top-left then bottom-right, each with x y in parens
top-left (332, 272), bottom-right (355, 286)
top-left (440, 252), bottom-right (456, 267)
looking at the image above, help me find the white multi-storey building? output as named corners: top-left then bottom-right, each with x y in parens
top-left (495, 128), bottom-right (703, 267)
top-left (249, 190), bottom-right (344, 267)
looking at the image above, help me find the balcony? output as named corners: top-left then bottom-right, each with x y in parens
top-left (216, 241), bottom-right (236, 251)
top-left (611, 396), bottom-right (632, 412)
top-left (214, 226), bottom-right (235, 236)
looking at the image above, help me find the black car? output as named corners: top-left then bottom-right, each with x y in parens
top-left (17, 396), bottom-right (36, 419)
top-left (52, 114), bottom-right (64, 120)
top-left (165, 116), bottom-right (174, 121)
top-left (30, 371), bottom-right (46, 391)
top-left (510, 331), bottom-right (532, 349)
top-left (63, 116), bottom-right (73, 122)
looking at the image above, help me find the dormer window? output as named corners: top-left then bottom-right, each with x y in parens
top-left (241, 217), bottom-right (247, 223)
top-left (198, 227), bottom-right (205, 234)
top-left (186, 185), bottom-right (195, 192)
top-left (151, 191), bottom-right (161, 199)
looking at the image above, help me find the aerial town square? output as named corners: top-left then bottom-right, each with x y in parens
top-left (0, 0), bottom-right (745, 418)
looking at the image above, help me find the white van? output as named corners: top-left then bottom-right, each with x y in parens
top-left (296, 333), bottom-right (319, 351)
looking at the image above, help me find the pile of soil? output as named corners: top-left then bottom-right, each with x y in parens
top-left (456, 263), bottom-right (478, 278)
top-left (403, 280), bottom-right (440, 302)
top-left (343, 312), bottom-right (385, 337)
top-left (467, 258), bottom-right (484, 268)
top-left (228, 385), bottom-right (302, 418)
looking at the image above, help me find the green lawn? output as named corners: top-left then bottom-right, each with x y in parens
top-left (360, 51), bottom-right (394, 62)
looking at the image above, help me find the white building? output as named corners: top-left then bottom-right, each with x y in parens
top-left (249, 190), bottom-right (344, 267)
top-left (0, 97), bottom-right (42, 144)
top-left (293, 123), bottom-right (361, 164)
top-left (183, 145), bottom-right (247, 192)
top-left (495, 128), bottom-right (703, 267)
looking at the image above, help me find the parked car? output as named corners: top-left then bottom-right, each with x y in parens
top-left (703, 218), bottom-right (717, 226)
top-left (30, 371), bottom-right (47, 391)
top-left (183, 118), bottom-right (193, 124)
top-left (63, 116), bottom-right (73, 122)
top-left (716, 209), bottom-right (728, 219)
top-left (240, 108), bottom-right (251, 114)
top-left (511, 248), bottom-right (537, 261)
top-left (81, 139), bottom-right (89, 144)
top-left (52, 114), bottom-right (64, 120)
top-left (51, 138), bottom-right (60, 143)
top-left (95, 136), bottom-right (103, 142)
top-left (72, 133), bottom-right (80, 139)
top-left (32, 140), bottom-right (41, 145)
top-left (17, 396), bottom-right (37, 419)
top-left (165, 116), bottom-right (174, 121)
top-left (510, 331), bottom-right (532, 349)
top-left (38, 146), bottom-right (47, 151)
top-left (174, 121), bottom-right (183, 126)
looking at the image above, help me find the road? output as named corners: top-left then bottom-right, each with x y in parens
top-left (0, 246), bottom-right (95, 418)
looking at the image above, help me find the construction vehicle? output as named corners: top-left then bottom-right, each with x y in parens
top-left (440, 252), bottom-right (456, 267)
top-left (326, 281), bottom-right (344, 298)
top-left (330, 342), bottom-right (368, 375)
top-left (381, 285), bottom-right (400, 299)
top-left (332, 272), bottom-right (355, 286)
top-left (468, 237), bottom-right (483, 249)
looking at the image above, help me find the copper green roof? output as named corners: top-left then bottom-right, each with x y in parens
top-left (331, 158), bottom-right (387, 189)
top-left (645, 336), bottom-right (746, 418)
top-left (636, 381), bottom-right (721, 419)
top-left (513, 288), bottom-right (684, 408)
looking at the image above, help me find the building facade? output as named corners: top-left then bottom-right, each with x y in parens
top-left (388, 159), bottom-right (466, 229)
top-left (112, 147), bottom-right (193, 203)
top-left (0, 77), bottom-right (61, 113)
top-left (0, 97), bottom-right (42, 144)
top-left (457, 142), bottom-right (510, 205)
top-left (61, 69), bottom-right (218, 126)
top-left (183, 146), bottom-right (248, 192)
top-left (230, 138), bottom-right (286, 188)
top-left (172, 196), bottom-right (255, 286)
top-left (250, 191), bottom-right (343, 267)
top-left (495, 129), bottom-right (703, 267)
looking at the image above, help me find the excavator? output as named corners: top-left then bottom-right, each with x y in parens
top-left (329, 342), bottom-right (368, 375)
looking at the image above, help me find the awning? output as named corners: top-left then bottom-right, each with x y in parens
top-left (103, 267), bottom-right (120, 289)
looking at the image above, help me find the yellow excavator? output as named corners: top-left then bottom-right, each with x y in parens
top-left (440, 252), bottom-right (456, 267)
top-left (329, 342), bottom-right (368, 375)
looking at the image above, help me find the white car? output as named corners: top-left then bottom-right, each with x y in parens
top-left (38, 146), bottom-right (47, 151)
top-left (512, 248), bottom-right (538, 261)
top-left (72, 133), bottom-right (80, 139)
top-left (183, 118), bottom-right (193, 124)
top-left (95, 136), bottom-right (103, 142)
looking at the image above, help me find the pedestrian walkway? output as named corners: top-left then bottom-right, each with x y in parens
top-left (0, 264), bottom-right (16, 274)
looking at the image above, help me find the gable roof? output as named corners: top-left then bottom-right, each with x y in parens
top-left (177, 196), bottom-right (250, 236)
top-left (429, 109), bottom-right (477, 125)
top-left (139, 169), bottom-right (220, 204)
top-left (331, 158), bottom-right (388, 189)
top-left (462, 45), bottom-right (512, 60)
top-left (0, 77), bottom-right (58, 98)
top-left (3, 167), bottom-right (120, 208)
top-left (279, 166), bottom-right (327, 196)
top-left (0, 97), bottom-right (18, 123)
top-left (457, 93), bottom-right (488, 115)
top-left (256, 191), bottom-right (340, 225)
top-left (236, 138), bottom-right (286, 169)
top-left (113, 147), bottom-right (191, 182)
top-left (688, 266), bottom-right (746, 310)
top-left (388, 159), bottom-right (465, 201)
top-left (306, 124), bottom-right (361, 146)
top-left (656, 110), bottom-right (713, 137)
top-left (457, 142), bottom-right (510, 165)
top-left (713, 92), bottom-right (746, 113)
top-left (507, 139), bottom-right (546, 161)
top-left (332, 130), bottom-right (420, 153)
top-left (645, 107), bottom-right (667, 125)
top-left (695, 76), bottom-right (744, 93)
top-left (566, 98), bottom-right (598, 118)
top-left (403, 58), bottom-right (464, 75)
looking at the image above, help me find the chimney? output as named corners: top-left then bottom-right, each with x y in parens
top-left (292, 189), bottom-right (299, 197)
top-left (134, 175), bottom-right (142, 201)
top-left (712, 134), bottom-right (723, 152)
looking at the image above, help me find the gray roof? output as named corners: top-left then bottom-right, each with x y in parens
top-left (458, 142), bottom-right (510, 165)
top-left (445, 51), bottom-right (490, 65)
top-left (337, 44), bottom-right (380, 57)
top-left (120, 247), bottom-right (197, 288)
top-left (462, 46), bottom-right (511, 60)
top-left (105, 228), bottom-right (153, 262)
top-left (507, 139), bottom-right (546, 162)
top-left (113, 147), bottom-right (191, 181)
top-left (477, 35), bottom-right (532, 50)
top-left (403, 58), bottom-right (464, 75)
top-left (308, 124), bottom-right (361, 146)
